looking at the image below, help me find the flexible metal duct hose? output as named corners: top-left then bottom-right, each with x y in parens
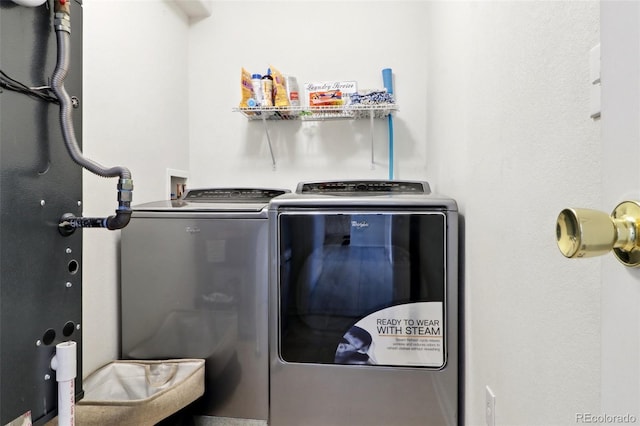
top-left (51, 14), bottom-right (130, 179)
top-left (51, 1), bottom-right (133, 231)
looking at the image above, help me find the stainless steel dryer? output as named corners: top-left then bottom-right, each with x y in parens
top-left (269, 180), bottom-right (459, 426)
top-left (120, 187), bottom-right (288, 423)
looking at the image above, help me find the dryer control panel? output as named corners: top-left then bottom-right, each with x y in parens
top-left (297, 180), bottom-right (430, 195)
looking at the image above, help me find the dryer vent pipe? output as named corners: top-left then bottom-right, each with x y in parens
top-left (52, 0), bottom-right (133, 233)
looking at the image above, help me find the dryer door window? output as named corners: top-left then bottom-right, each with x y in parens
top-left (278, 210), bottom-right (447, 368)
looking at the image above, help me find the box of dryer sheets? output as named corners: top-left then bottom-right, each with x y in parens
top-left (304, 81), bottom-right (357, 107)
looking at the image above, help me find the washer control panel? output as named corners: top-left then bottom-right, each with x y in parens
top-left (183, 188), bottom-right (288, 202)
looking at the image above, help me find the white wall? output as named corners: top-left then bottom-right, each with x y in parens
top-left (188, 1), bottom-right (432, 189)
top-left (426, 1), bottom-right (601, 425)
top-left (82, 0), bottom-right (191, 376)
top-left (81, 1), bottom-right (602, 424)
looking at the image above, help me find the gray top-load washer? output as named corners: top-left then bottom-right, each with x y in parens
top-left (120, 188), bottom-right (288, 422)
top-left (269, 180), bottom-right (459, 426)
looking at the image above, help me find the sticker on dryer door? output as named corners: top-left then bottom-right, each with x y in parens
top-left (334, 302), bottom-right (444, 368)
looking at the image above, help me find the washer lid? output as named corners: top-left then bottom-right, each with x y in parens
top-left (296, 180), bottom-right (430, 195)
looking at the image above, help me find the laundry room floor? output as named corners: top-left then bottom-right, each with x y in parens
top-left (194, 417), bottom-right (267, 426)
top-left (158, 413), bottom-right (267, 426)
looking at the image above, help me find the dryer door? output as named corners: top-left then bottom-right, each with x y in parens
top-left (277, 209), bottom-right (447, 368)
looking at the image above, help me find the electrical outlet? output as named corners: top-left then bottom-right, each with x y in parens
top-left (486, 386), bottom-right (496, 426)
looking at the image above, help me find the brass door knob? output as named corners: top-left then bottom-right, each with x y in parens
top-left (556, 201), bottom-right (640, 267)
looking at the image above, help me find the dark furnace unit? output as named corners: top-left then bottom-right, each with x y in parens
top-left (0, 1), bottom-right (83, 424)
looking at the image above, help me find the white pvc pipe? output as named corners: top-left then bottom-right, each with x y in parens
top-left (10, 0), bottom-right (47, 6)
top-left (50, 341), bottom-right (77, 426)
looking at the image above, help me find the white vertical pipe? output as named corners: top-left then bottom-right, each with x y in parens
top-left (370, 109), bottom-right (375, 169)
top-left (50, 341), bottom-right (77, 426)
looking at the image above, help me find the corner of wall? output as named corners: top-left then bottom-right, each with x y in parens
top-left (171, 0), bottom-right (213, 20)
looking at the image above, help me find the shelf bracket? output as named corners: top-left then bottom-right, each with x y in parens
top-left (261, 114), bottom-right (276, 170)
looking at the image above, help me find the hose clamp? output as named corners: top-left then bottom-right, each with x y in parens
top-left (54, 12), bottom-right (71, 34)
top-left (118, 191), bottom-right (133, 203)
top-left (118, 179), bottom-right (134, 191)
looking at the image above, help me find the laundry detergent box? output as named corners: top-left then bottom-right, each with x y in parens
top-left (304, 81), bottom-right (357, 107)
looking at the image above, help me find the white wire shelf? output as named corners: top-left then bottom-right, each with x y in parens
top-left (233, 104), bottom-right (398, 121)
top-left (233, 103), bottom-right (397, 170)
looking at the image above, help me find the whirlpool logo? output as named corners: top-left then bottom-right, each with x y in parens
top-left (351, 220), bottom-right (369, 229)
top-left (185, 226), bottom-right (201, 234)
